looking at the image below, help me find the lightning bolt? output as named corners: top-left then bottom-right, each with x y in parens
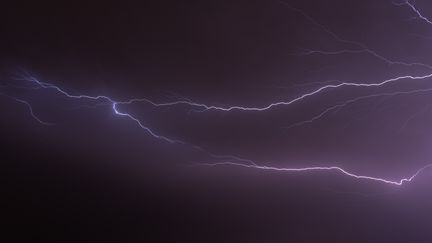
top-left (140, 73), bottom-right (432, 112)
top-left (198, 162), bottom-right (432, 186)
top-left (4, 1), bottom-right (432, 187)
top-left (394, 0), bottom-right (432, 25)
top-left (9, 73), bottom-right (255, 165)
top-left (281, 1), bottom-right (432, 70)
top-left (7, 72), bottom-right (431, 186)
top-left (0, 93), bottom-right (53, 126)
top-left (284, 88), bottom-right (432, 129)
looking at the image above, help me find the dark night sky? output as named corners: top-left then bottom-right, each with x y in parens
top-left (2, 0), bottom-right (432, 242)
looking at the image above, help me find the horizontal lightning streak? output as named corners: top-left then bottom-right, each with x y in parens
top-left (21, 73), bottom-right (432, 113)
top-left (200, 162), bottom-right (432, 186)
top-left (156, 73), bottom-right (432, 112)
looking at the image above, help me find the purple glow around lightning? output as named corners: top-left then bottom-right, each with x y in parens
top-left (5, 1), bottom-right (432, 187)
